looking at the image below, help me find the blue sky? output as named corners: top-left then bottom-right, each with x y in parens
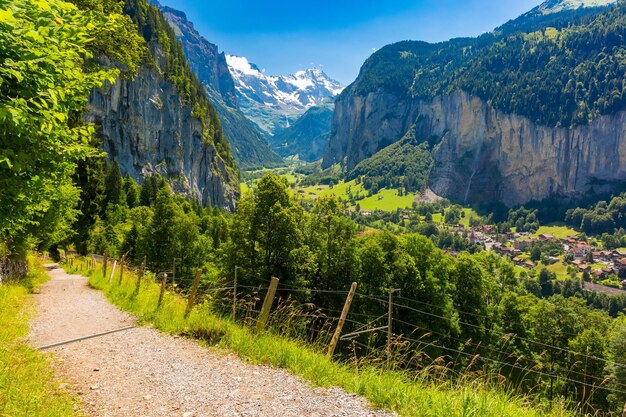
top-left (159, 0), bottom-right (543, 84)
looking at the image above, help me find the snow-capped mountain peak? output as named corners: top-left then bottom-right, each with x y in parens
top-left (225, 54), bottom-right (344, 110)
top-left (535, 0), bottom-right (618, 15)
top-left (225, 54), bottom-right (344, 136)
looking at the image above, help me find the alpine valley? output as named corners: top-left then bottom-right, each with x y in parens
top-left (7, 1), bottom-right (626, 417)
top-left (324, 0), bottom-right (626, 207)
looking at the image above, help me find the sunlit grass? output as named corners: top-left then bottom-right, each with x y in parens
top-left (0, 256), bottom-right (80, 417)
top-left (299, 180), bottom-right (423, 213)
top-left (532, 225), bottom-right (579, 239)
top-left (240, 182), bottom-right (252, 195)
top-left (430, 208), bottom-right (478, 227)
top-left (65, 258), bottom-right (573, 417)
top-left (356, 189), bottom-right (419, 212)
top-left (542, 261), bottom-right (573, 280)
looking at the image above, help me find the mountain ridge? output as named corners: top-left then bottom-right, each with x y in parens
top-left (269, 101), bottom-right (335, 162)
top-left (324, 0), bottom-right (626, 206)
top-left (226, 54), bottom-right (344, 137)
top-left (159, 3), bottom-right (284, 169)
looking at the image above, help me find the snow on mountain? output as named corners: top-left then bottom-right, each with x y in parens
top-left (226, 55), bottom-right (344, 136)
top-left (534, 0), bottom-right (617, 15)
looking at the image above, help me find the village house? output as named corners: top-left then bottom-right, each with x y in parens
top-left (592, 269), bottom-right (610, 280)
top-left (514, 239), bottom-right (537, 251)
top-left (614, 258), bottom-right (626, 275)
top-left (539, 234), bottom-right (557, 242)
top-left (568, 247), bottom-right (587, 260)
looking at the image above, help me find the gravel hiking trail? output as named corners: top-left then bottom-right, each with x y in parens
top-left (28, 264), bottom-right (393, 417)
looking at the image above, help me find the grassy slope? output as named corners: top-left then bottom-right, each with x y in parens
top-left (246, 171), bottom-right (423, 213)
top-left (66, 259), bottom-right (572, 417)
top-left (0, 257), bottom-right (79, 417)
top-left (431, 208), bottom-right (478, 228)
top-left (299, 180), bottom-right (421, 212)
top-left (532, 225), bottom-right (579, 239)
top-left (356, 189), bottom-right (417, 212)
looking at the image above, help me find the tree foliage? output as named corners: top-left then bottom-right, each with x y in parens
top-left (0, 0), bottom-right (121, 259)
top-left (566, 193), bottom-right (626, 234)
top-left (349, 3), bottom-right (626, 128)
top-left (348, 125), bottom-right (433, 194)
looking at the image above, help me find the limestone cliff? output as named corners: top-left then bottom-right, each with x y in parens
top-left (86, 65), bottom-right (239, 211)
top-left (323, 1), bottom-right (626, 207)
top-left (159, 5), bottom-right (283, 169)
top-left (323, 90), bottom-right (420, 171)
top-left (325, 89), bottom-right (626, 206)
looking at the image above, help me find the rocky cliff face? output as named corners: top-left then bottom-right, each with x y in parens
top-left (322, 89), bottom-right (421, 170)
top-left (86, 65), bottom-right (239, 211)
top-left (159, 5), bottom-right (283, 169)
top-left (325, 90), bottom-right (626, 206)
top-left (161, 7), bottom-right (237, 108)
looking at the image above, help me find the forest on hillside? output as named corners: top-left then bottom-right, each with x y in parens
top-left (350, 2), bottom-right (626, 127)
top-left (66, 164), bottom-right (626, 414)
top-left (3, 0), bottom-right (626, 415)
top-left (0, 0), bottom-right (235, 273)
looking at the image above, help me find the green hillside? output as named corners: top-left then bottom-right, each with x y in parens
top-left (349, 2), bottom-right (626, 127)
top-left (348, 125), bottom-right (433, 194)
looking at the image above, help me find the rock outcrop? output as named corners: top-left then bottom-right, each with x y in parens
top-left (87, 65), bottom-right (239, 211)
top-left (161, 7), bottom-right (237, 108)
top-left (160, 6), bottom-right (283, 169)
top-left (324, 89), bottom-right (626, 206)
top-left (323, 90), bottom-right (420, 171)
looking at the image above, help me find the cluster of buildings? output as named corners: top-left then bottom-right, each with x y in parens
top-left (497, 232), bottom-right (626, 288)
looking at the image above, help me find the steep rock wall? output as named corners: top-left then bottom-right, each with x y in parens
top-left (324, 90), bottom-right (626, 206)
top-left (322, 90), bottom-right (420, 170)
top-left (86, 65), bottom-right (239, 211)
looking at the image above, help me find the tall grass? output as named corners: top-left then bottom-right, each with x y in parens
top-left (0, 256), bottom-right (80, 417)
top-left (66, 256), bottom-right (575, 417)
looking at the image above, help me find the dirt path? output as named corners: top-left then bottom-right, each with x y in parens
top-left (29, 265), bottom-right (392, 417)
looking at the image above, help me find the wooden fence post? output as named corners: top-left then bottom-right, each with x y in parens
top-left (135, 257), bottom-right (145, 296)
top-left (172, 257), bottom-right (176, 288)
top-left (157, 273), bottom-right (167, 309)
top-left (118, 253), bottom-right (128, 285)
top-left (387, 288), bottom-right (400, 364)
top-left (327, 282), bottom-right (358, 357)
top-left (108, 260), bottom-right (117, 283)
top-left (256, 277), bottom-right (279, 332)
top-left (184, 270), bottom-right (202, 318)
top-left (102, 250), bottom-right (109, 279)
top-left (232, 266), bottom-right (239, 320)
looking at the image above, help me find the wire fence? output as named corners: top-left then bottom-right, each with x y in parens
top-left (61, 251), bottom-right (626, 408)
